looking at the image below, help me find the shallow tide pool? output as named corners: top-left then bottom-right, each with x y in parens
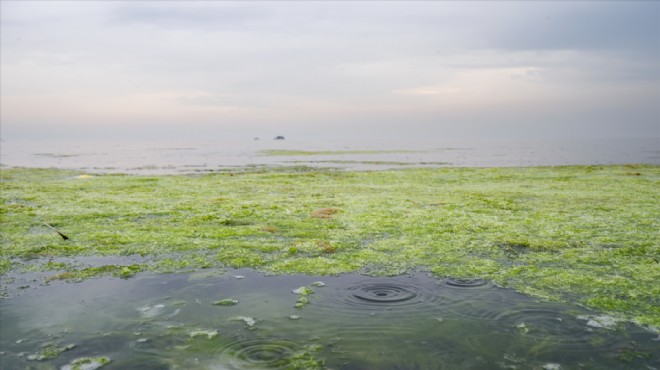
top-left (1, 268), bottom-right (658, 369)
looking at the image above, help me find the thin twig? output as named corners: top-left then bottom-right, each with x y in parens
top-left (42, 222), bottom-right (69, 240)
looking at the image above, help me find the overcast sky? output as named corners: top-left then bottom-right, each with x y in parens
top-left (1, 1), bottom-right (658, 140)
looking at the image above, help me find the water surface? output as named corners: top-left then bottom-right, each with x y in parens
top-left (2, 137), bottom-right (658, 174)
top-left (1, 268), bottom-right (658, 369)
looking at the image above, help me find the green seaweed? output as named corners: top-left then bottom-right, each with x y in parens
top-left (45, 264), bottom-right (145, 281)
top-left (27, 343), bottom-right (75, 361)
top-left (213, 298), bottom-right (239, 306)
top-left (287, 344), bottom-right (325, 369)
top-left (189, 329), bottom-right (219, 339)
top-left (61, 356), bottom-right (111, 370)
top-left (293, 286), bottom-right (315, 309)
top-left (1, 165), bottom-right (659, 327)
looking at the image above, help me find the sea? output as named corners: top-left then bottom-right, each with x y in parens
top-left (1, 137), bottom-right (658, 174)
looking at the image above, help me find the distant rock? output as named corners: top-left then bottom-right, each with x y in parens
top-left (274, 136), bottom-right (285, 140)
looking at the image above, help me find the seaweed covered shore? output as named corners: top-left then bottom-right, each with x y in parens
top-left (1, 165), bottom-right (658, 327)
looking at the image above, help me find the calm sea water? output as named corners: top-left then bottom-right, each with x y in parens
top-left (1, 137), bottom-right (658, 174)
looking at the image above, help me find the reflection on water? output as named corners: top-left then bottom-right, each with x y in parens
top-left (2, 137), bottom-right (658, 173)
top-left (1, 268), bottom-right (658, 369)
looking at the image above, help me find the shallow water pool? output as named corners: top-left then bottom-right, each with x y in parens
top-left (1, 268), bottom-right (658, 369)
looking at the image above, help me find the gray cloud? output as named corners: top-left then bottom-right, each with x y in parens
top-left (488, 2), bottom-right (660, 53)
top-left (1, 1), bottom-right (658, 140)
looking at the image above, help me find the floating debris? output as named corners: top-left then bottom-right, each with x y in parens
top-left (292, 286), bottom-right (314, 295)
top-left (27, 343), bottom-right (75, 361)
top-left (516, 322), bottom-right (529, 334)
top-left (542, 363), bottom-right (562, 370)
top-left (233, 275), bottom-right (245, 279)
top-left (577, 315), bottom-right (621, 329)
top-left (138, 304), bottom-right (165, 318)
top-left (289, 315), bottom-right (301, 320)
top-left (292, 286), bottom-right (315, 309)
top-left (295, 297), bottom-right (309, 309)
top-left (232, 316), bottom-right (257, 327)
top-left (213, 298), bottom-right (239, 306)
top-left (61, 356), bottom-right (111, 370)
top-left (311, 281), bottom-right (326, 287)
top-left (136, 338), bottom-right (149, 343)
top-left (189, 329), bottom-right (218, 339)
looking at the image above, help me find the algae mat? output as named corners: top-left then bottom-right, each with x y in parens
top-left (1, 165), bottom-right (659, 328)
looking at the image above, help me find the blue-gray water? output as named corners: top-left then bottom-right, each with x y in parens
top-left (1, 267), bottom-right (658, 369)
top-left (1, 137), bottom-right (658, 174)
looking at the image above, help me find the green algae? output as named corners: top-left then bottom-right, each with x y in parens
top-left (286, 345), bottom-right (325, 370)
top-left (26, 342), bottom-right (75, 361)
top-left (231, 316), bottom-right (257, 328)
top-left (45, 264), bottom-right (145, 281)
top-left (292, 286), bottom-right (315, 309)
top-left (189, 329), bottom-right (219, 339)
top-left (61, 356), bottom-right (111, 370)
top-left (213, 298), bottom-right (239, 306)
top-left (1, 165), bottom-right (659, 327)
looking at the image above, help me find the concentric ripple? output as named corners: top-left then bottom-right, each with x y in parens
top-left (304, 277), bottom-right (446, 342)
top-left (213, 338), bottom-right (301, 370)
top-left (334, 279), bottom-right (441, 310)
top-left (351, 283), bottom-right (418, 303)
top-left (442, 277), bottom-right (490, 289)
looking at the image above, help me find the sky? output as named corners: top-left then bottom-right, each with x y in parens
top-left (1, 1), bottom-right (659, 141)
